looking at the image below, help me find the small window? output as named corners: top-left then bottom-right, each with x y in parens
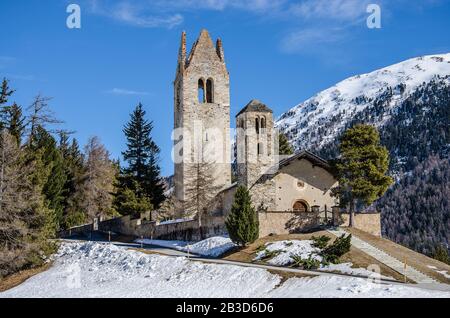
top-left (255, 118), bottom-right (260, 134)
top-left (257, 142), bottom-right (263, 155)
top-left (261, 117), bottom-right (266, 129)
top-left (198, 79), bottom-right (205, 103)
top-left (206, 78), bottom-right (214, 103)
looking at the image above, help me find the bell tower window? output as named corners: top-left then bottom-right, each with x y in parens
top-left (206, 78), bottom-right (214, 103)
top-left (198, 79), bottom-right (206, 103)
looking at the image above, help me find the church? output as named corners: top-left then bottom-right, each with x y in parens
top-left (173, 30), bottom-right (339, 236)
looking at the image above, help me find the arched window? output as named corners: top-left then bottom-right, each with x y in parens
top-left (293, 200), bottom-right (309, 213)
top-left (206, 78), bottom-right (214, 103)
top-left (261, 117), bottom-right (266, 131)
top-left (198, 79), bottom-right (205, 103)
top-left (255, 118), bottom-right (260, 134)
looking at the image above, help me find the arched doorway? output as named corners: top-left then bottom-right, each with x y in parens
top-left (293, 200), bottom-right (309, 213)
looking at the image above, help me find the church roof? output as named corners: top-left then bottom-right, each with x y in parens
top-left (236, 99), bottom-right (273, 117)
top-left (277, 150), bottom-right (332, 172)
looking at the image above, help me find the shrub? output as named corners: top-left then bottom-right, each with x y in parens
top-left (259, 249), bottom-right (282, 261)
top-left (433, 245), bottom-right (450, 265)
top-left (312, 235), bottom-right (331, 249)
top-left (321, 234), bottom-right (352, 264)
top-left (226, 186), bottom-right (259, 246)
top-left (291, 255), bottom-right (321, 270)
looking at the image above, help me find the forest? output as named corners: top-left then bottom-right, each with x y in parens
top-left (0, 78), bottom-right (166, 277)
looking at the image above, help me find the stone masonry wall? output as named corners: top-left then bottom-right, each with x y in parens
top-left (340, 213), bottom-right (382, 237)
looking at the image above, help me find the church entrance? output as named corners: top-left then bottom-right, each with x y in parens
top-left (293, 200), bottom-right (309, 213)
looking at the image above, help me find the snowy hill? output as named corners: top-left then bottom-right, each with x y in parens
top-left (276, 53), bottom-right (450, 258)
top-left (1, 242), bottom-right (448, 298)
top-left (276, 53), bottom-right (450, 152)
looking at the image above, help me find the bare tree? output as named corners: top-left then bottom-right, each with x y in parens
top-left (77, 137), bottom-right (116, 222)
top-left (183, 160), bottom-right (223, 239)
top-left (26, 94), bottom-right (62, 144)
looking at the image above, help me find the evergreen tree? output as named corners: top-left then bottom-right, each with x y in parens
top-left (334, 124), bottom-right (393, 227)
top-left (1, 130), bottom-right (56, 277)
top-left (58, 134), bottom-right (86, 229)
top-left (278, 132), bottom-right (294, 156)
top-left (29, 126), bottom-right (67, 231)
top-left (5, 103), bottom-right (25, 145)
top-left (433, 245), bottom-right (449, 265)
top-left (121, 103), bottom-right (165, 209)
top-left (226, 186), bottom-right (259, 246)
top-left (0, 78), bottom-right (15, 129)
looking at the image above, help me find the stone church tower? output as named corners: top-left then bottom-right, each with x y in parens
top-left (236, 100), bottom-right (276, 188)
top-left (173, 30), bottom-right (231, 205)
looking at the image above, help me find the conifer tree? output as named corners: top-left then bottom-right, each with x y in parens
top-left (59, 134), bottom-right (86, 229)
top-left (278, 132), bottom-right (294, 156)
top-left (5, 103), bottom-right (25, 145)
top-left (334, 124), bottom-right (393, 227)
top-left (225, 186), bottom-right (259, 246)
top-left (0, 78), bottom-right (15, 129)
top-left (121, 103), bottom-right (165, 209)
top-left (30, 126), bottom-right (67, 230)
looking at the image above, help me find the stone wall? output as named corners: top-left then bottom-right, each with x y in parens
top-left (258, 211), bottom-right (320, 238)
top-left (62, 214), bottom-right (227, 242)
top-left (340, 213), bottom-right (381, 237)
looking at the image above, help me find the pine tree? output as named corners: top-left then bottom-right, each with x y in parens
top-left (29, 126), bottom-right (67, 231)
top-left (0, 78), bottom-right (15, 129)
top-left (433, 245), bottom-right (449, 265)
top-left (225, 186), bottom-right (259, 246)
top-left (59, 134), bottom-right (86, 229)
top-left (5, 103), bottom-right (25, 145)
top-left (278, 132), bottom-right (294, 156)
top-left (121, 103), bottom-right (165, 209)
top-left (334, 124), bottom-right (393, 227)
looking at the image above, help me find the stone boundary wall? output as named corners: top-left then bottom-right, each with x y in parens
top-left (259, 211), bottom-right (320, 237)
top-left (340, 213), bottom-right (381, 237)
top-left (60, 215), bottom-right (227, 242)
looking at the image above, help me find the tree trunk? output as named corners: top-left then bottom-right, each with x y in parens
top-left (349, 199), bottom-right (355, 228)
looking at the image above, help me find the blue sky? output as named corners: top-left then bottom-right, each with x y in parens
top-left (1, 0), bottom-right (449, 176)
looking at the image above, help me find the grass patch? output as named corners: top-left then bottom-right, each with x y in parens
top-left (0, 262), bottom-right (52, 293)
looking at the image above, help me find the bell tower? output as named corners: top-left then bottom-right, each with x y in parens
top-left (173, 30), bottom-right (231, 206)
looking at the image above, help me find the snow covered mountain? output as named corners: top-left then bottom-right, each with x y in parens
top-left (276, 53), bottom-right (450, 153)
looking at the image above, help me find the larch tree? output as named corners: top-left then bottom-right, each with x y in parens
top-left (334, 124), bottom-right (393, 227)
top-left (77, 136), bottom-right (117, 221)
top-left (0, 131), bottom-right (46, 277)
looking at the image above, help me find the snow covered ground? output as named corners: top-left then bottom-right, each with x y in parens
top-left (135, 236), bottom-right (236, 257)
top-left (1, 242), bottom-right (449, 298)
top-left (254, 240), bottom-right (322, 265)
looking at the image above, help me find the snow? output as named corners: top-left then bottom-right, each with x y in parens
top-left (1, 242), bottom-right (448, 298)
top-left (254, 240), bottom-right (322, 265)
top-left (427, 266), bottom-right (450, 279)
top-left (320, 263), bottom-right (392, 280)
top-left (276, 53), bottom-right (450, 151)
top-left (136, 236), bottom-right (236, 257)
top-left (157, 218), bottom-right (194, 225)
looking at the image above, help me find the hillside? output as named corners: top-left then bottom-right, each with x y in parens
top-left (276, 54), bottom-right (450, 257)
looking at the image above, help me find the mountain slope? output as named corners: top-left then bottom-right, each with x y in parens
top-left (276, 53), bottom-right (450, 155)
top-left (276, 53), bottom-right (450, 258)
